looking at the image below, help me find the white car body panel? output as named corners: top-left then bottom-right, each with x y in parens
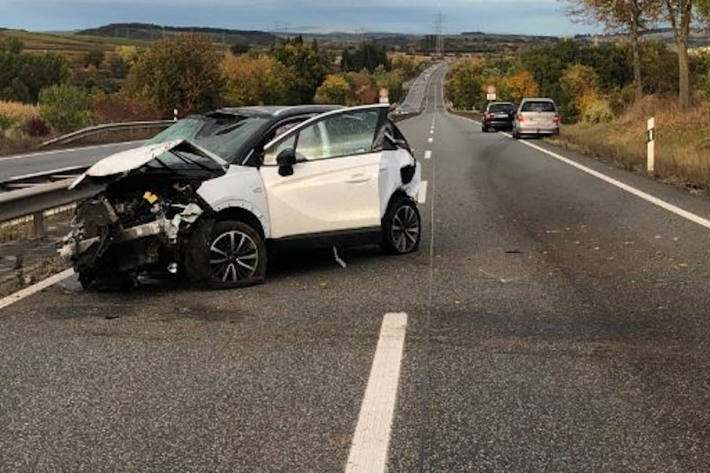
top-left (196, 166), bottom-right (272, 238)
top-left (259, 152), bottom-right (382, 238)
top-left (379, 148), bottom-right (420, 217)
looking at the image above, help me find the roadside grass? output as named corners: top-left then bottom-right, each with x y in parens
top-left (548, 95), bottom-right (710, 191)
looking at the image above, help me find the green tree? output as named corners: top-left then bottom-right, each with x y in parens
top-left (341, 41), bottom-right (390, 73)
top-left (122, 34), bottom-right (222, 116)
top-left (271, 39), bottom-right (330, 103)
top-left (446, 58), bottom-right (485, 110)
top-left (564, 0), bottom-right (662, 102)
top-left (84, 48), bottom-right (105, 68)
top-left (38, 84), bottom-right (91, 132)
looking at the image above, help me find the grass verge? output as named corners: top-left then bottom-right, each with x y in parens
top-left (547, 95), bottom-right (710, 193)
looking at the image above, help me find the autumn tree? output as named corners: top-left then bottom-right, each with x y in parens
top-left (122, 34), bottom-right (222, 116)
top-left (564, 0), bottom-right (661, 103)
top-left (314, 75), bottom-right (353, 104)
top-left (221, 54), bottom-right (292, 106)
top-left (507, 70), bottom-right (540, 102)
top-left (560, 64), bottom-right (601, 117)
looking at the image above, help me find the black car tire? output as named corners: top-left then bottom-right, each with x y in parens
top-left (186, 220), bottom-right (267, 289)
top-left (382, 195), bottom-right (421, 255)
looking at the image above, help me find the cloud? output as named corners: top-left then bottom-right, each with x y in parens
top-left (1, 0), bottom-right (594, 35)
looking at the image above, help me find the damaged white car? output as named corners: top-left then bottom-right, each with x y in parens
top-left (62, 104), bottom-right (422, 289)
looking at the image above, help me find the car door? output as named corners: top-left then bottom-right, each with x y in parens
top-left (260, 107), bottom-right (383, 239)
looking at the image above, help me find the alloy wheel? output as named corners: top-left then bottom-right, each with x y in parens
top-left (391, 205), bottom-right (420, 253)
top-left (209, 230), bottom-right (259, 283)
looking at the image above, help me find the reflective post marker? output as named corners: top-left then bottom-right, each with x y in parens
top-left (647, 117), bottom-right (655, 174)
top-left (174, 108), bottom-right (178, 122)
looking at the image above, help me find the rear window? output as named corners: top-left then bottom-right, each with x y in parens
top-left (489, 103), bottom-right (514, 113)
top-left (521, 101), bottom-right (556, 113)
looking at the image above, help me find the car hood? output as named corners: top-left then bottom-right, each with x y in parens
top-left (70, 139), bottom-right (229, 189)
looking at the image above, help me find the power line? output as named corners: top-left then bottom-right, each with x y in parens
top-left (434, 11), bottom-right (445, 57)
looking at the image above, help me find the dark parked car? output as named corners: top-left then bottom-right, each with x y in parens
top-left (482, 102), bottom-right (516, 132)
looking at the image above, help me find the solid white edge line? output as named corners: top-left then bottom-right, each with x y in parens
top-left (449, 111), bottom-right (710, 231)
top-left (0, 140), bottom-right (145, 162)
top-left (418, 180), bottom-right (428, 204)
top-left (424, 150), bottom-right (432, 160)
top-left (0, 268), bottom-right (75, 311)
top-left (515, 138), bottom-right (710, 230)
top-left (345, 312), bottom-right (408, 473)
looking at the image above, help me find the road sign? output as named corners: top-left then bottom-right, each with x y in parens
top-left (486, 93), bottom-right (497, 101)
top-left (486, 85), bottom-right (496, 95)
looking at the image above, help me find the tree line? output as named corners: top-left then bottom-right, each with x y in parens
top-left (0, 34), bottom-right (425, 138)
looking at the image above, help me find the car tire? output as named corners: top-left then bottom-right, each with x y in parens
top-left (186, 220), bottom-right (267, 289)
top-left (481, 126), bottom-right (488, 133)
top-left (513, 129), bottom-right (520, 139)
top-left (382, 195), bottom-right (421, 255)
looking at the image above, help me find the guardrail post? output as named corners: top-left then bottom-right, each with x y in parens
top-left (32, 211), bottom-right (46, 239)
top-left (647, 117), bottom-right (655, 174)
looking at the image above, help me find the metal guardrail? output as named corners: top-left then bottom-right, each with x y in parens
top-left (40, 120), bottom-right (174, 148)
top-left (0, 179), bottom-right (103, 237)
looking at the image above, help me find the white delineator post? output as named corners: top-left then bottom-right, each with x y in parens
top-left (647, 117), bottom-right (655, 174)
top-left (174, 108), bottom-right (178, 122)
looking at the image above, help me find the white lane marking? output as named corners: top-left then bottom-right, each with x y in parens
top-left (430, 129), bottom-right (434, 134)
top-left (448, 111), bottom-right (710, 231)
top-left (512, 139), bottom-right (710, 230)
top-left (418, 180), bottom-right (428, 204)
top-left (427, 137), bottom-right (433, 143)
top-left (424, 150), bottom-right (432, 160)
top-left (0, 268), bottom-right (74, 311)
top-left (345, 312), bottom-right (407, 473)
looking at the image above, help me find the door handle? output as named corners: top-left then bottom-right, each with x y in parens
top-left (346, 173), bottom-right (370, 184)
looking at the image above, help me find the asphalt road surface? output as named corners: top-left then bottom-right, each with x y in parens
top-left (3, 65), bottom-right (710, 472)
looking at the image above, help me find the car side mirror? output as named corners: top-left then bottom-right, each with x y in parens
top-left (276, 148), bottom-right (296, 176)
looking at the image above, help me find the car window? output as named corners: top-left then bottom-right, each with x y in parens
top-left (490, 103), bottom-right (514, 113)
top-left (297, 109), bottom-right (379, 161)
top-left (521, 101), bottom-right (556, 112)
top-left (263, 135), bottom-right (296, 165)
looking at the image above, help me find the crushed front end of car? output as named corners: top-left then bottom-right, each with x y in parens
top-left (60, 139), bottom-right (227, 289)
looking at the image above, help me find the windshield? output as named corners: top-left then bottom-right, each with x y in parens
top-left (146, 115), bottom-right (269, 160)
top-left (521, 101), bottom-right (556, 112)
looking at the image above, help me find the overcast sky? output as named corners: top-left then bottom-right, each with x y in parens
top-left (1, 0), bottom-right (600, 36)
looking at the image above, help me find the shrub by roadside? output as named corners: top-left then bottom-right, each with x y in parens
top-left (548, 95), bottom-right (710, 190)
top-left (38, 84), bottom-right (91, 133)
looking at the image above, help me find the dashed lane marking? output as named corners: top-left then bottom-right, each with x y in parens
top-left (418, 180), bottom-right (428, 204)
top-left (344, 312), bottom-right (408, 473)
top-left (424, 150), bottom-right (432, 160)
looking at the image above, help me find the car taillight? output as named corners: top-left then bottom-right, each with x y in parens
top-left (517, 114), bottom-right (524, 122)
top-left (553, 115), bottom-right (560, 124)
top-left (486, 113), bottom-right (494, 119)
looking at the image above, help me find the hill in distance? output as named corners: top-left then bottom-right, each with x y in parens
top-left (78, 22), bottom-right (277, 45)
